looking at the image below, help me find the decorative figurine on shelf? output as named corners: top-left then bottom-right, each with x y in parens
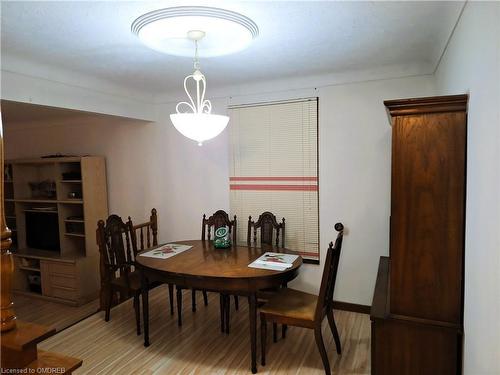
top-left (214, 226), bottom-right (231, 249)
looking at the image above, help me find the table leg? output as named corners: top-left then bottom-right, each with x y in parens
top-left (141, 271), bottom-right (150, 347)
top-left (248, 293), bottom-right (257, 374)
top-left (219, 294), bottom-right (225, 333)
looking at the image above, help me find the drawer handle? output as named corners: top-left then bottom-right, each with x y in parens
top-left (50, 272), bottom-right (76, 278)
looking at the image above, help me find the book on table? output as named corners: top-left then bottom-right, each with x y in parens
top-left (139, 243), bottom-right (192, 259)
top-left (248, 252), bottom-right (299, 271)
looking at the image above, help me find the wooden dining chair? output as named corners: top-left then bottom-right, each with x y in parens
top-left (247, 211), bottom-right (285, 248)
top-left (202, 209), bottom-right (237, 242)
top-left (202, 210), bottom-right (238, 333)
top-left (173, 210), bottom-right (236, 327)
top-left (248, 211), bottom-right (287, 340)
top-left (97, 214), bottom-right (143, 335)
top-left (260, 223), bottom-right (345, 375)
top-left (127, 208), bottom-right (175, 316)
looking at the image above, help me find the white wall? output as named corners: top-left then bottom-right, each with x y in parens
top-left (223, 76), bottom-right (436, 304)
top-left (294, 76), bottom-right (436, 303)
top-left (1, 65), bottom-right (156, 121)
top-left (3, 104), bottom-right (230, 242)
top-left (434, 3), bottom-right (500, 374)
top-left (3, 75), bottom-right (436, 307)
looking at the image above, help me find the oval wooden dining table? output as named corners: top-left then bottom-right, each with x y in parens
top-left (136, 239), bottom-right (303, 373)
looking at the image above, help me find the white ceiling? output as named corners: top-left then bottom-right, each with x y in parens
top-left (1, 1), bottom-right (464, 96)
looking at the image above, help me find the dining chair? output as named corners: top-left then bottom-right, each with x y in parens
top-left (202, 209), bottom-right (237, 242)
top-left (96, 214), bottom-right (143, 335)
top-left (260, 223), bottom-right (344, 375)
top-left (248, 211), bottom-right (287, 340)
top-left (202, 210), bottom-right (238, 333)
top-left (127, 208), bottom-right (175, 316)
top-left (247, 211), bottom-right (285, 248)
top-left (173, 210), bottom-right (237, 327)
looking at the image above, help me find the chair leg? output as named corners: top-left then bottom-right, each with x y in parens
top-left (327, 309), bottom-right (342, 354)
top-left (168, 284), bottom-right (174, 316)
top-left (192, 289), bottom-right (197, 312)
top-left (176, 287), bottom-right (183, 326)
top-left (273, 323), bottom-right (278, 343)
top-left (314, 325), bottom-right (331, 375)
top-left (260, 316), bottom-right (267, 366)
top-left (282, 324), bottom-right (287, 339)
top-left (219, 294), bottom-right (226, 333)
top-left (234, 295), bottom-right (239, 310)
top-left (104, 285), bottom-right (113, 322)
top-left (133, 293), bottom-right (141, 336)
top-left (203, 290), bottom-right (208, 306)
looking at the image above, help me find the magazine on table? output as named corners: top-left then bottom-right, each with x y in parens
top-left (248, 252), bottom-right (299, 271)
top-left (139, 243), bottom-right (192, 259)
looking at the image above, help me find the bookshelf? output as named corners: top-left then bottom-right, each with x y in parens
top-left (4, 156), bottom-right (108, 306)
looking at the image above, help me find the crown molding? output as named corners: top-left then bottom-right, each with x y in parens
top-left (153, 61), bottom-right (433, 104)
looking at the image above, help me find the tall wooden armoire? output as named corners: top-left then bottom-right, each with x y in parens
top-left (371, 95), bottom-right (467, 374)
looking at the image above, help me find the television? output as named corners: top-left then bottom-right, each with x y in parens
top-left (25, 211), bottom-right (60, 251)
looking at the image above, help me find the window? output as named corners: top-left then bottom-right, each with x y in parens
top-left (229, 98), bottom-right (319, 262)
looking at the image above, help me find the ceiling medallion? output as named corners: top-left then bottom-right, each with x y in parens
top-left (132, 6), bottom-right (258, 146)
top-left (131, 6), bottom-right (259, 57)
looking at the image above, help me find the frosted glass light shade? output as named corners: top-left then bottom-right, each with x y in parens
top-left (170, 113), bottom-right (229, 146)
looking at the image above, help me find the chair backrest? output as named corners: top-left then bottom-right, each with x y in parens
top-left (128, 208), bottom-right (158, 255)
top-left (315, 223), bottom-right (345, 320)
top-left (247, 211), bottom-right (285, 248)
top-left (96, 214), bottom-right (135, 279)
top-left (202, 210), bottom-right (237, 242)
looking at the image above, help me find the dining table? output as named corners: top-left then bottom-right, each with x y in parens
top-left (136, 239), bottom-right (303, 373)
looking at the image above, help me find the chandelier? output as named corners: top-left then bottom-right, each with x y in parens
top-left (131, 6), bottom-right (259, 146)
top-left (170, 30), bottom-right (229, 146)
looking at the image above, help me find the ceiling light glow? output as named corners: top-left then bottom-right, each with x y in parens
top-left (131, 6), bottom-right (259, 57)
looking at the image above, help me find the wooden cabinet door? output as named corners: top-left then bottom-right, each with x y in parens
top-left (390, 112), bottom-right (466, 324)
top-left (40, 260), bottom-right (78, 302)
top-left (372, 319), bottom-right (461, 375)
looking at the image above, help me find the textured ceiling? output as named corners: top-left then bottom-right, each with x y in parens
top-left (1, 1), bottom-right (464, 95)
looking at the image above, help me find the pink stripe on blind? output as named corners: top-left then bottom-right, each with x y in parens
top-left (230, 184), bottom-right (318, 191)
top-left (230, 176), bottom-right (318, 182)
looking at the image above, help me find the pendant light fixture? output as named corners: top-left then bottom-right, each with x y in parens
top-left (169, 30), bottom-right (229, 146)
top-left (132, 6), bottom-right (259, 146)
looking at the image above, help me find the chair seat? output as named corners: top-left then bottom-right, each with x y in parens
top-left (260, 288), bottom-right (318, 323)
top-left (110, 270), bottom-right (141, 292)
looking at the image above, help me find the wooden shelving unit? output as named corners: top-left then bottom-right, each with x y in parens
top-left (64, 233), bottom-right (86, 237)
top-left (4, 156), bottom-right (108, 306)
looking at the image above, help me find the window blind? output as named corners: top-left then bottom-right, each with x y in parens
top-left (229, 98), bottom-right (319, 261)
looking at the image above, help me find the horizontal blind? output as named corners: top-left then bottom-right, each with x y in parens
top-left (229, 98), bottom-right (319, 261)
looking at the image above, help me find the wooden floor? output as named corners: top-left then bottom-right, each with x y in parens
top-left (13, 293), bottom-right (99, 332)
top-left (40, 285), bottom-right (371, 374)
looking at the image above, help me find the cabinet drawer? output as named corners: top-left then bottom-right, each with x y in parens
top-left (49, 273), bottom-right (77, 289)
top-left (51, 285), bottom-right (78, 301)
top-left (47, 262), bottom-right (76, 277)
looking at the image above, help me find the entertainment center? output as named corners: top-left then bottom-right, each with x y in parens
top-left (4, 156), bottom-right (108, 306)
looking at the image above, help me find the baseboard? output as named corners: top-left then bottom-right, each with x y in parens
top-left (333, 300), bottom-right (370, 314)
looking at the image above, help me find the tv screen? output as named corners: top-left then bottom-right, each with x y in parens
top-left (26, 211), bottom-right (60, 251)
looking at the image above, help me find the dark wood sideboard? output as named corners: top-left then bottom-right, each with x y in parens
top-left (371, 95), bottom-right (468, 374)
